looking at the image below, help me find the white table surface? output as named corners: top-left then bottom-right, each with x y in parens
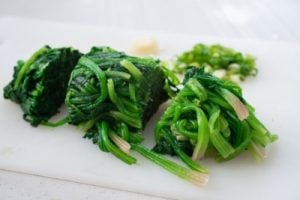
top-left (0, 0), bottom-right (299, 200)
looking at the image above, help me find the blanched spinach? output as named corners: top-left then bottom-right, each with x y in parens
top-left (154, 67), bottom-right (277, 172)
top-left (3, 46), bottom-right (81, 126)
top-left (63, 47), bottom-right (208, 186)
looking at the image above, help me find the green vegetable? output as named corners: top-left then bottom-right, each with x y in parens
top-left (4, 45), bottom-right (200, 183)
top-left (6, 45), bottom-right (272, 187)
top-left (64, 47), bottom-right (206, 186)
top-left (5, 46), bottom-right (206, 186)
top-left (132, 143), bottom-right (208, 186)
top-left (154, 67), bottom-right (277, 172)
top-left (174, 43), bottom-right (257, 82)
top-left (66, 46), bottom-right (169, 128)
top-left (3, 46), bottom-right (82, 126)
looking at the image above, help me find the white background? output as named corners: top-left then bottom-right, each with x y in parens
top-left (0, 0), bottom-right (299, 200)
top-left (1, 0), bottom-right (300, 42)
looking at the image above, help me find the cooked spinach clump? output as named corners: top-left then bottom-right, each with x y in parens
top-left (66, 46), bottom-right (169, 162)
top-left (66, 46), bottom-right (168, 128)
top-left (154, 67), bottom-right (277, 173)
top-left (3, 46), bottom-right (81, 126)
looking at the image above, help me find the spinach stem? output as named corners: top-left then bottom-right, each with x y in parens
top-left (97, 121), bottom-right (137, 165)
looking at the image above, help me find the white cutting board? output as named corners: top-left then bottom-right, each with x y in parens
top-left (0, 17), bottom-right (300, 200)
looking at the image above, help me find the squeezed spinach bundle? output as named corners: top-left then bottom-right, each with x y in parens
top-left (64, 47), bottom-right (208, 186)
top-left (174, 43), bottom-right (257, 82)
top-left (154, 67), bottom-right (277, 172)
top-left (66, 47), bottom-right (167, 127)
top-left (3, 46), bottom-right (81, 126)
top-left (65, 46), bottom-right (168, 163)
